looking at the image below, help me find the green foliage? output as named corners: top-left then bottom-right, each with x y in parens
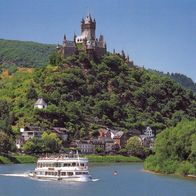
top-left (144, 119), bottom-right (196, 175)
top-left (23, 137), bottom-right (43, 154)
top-left (95, 147), bottom-right (104, 154)
top-left (49, 51), bottom-right (62, 66)
top-left (152, 70), bottom-right (196, 94)
top-left (0, 39), bottom-right (55, 67)
top-left (42, 132), bottom-right (62, 153)
top-left (0, 154), bottom-right (37, 164)
top-left (126, 136), bottom-right (146, 158)
top-left (176, 161), bottom-right (196, 176)
top-left (0, 53), bottom-right (195, 147)
top-left (0, 99), bottom-right (12, 133)
top-left (23, 132), bottom-right (62, 154)
top-left (0, 155), bottom-right (12, 164)
top-left (12, 154), bottom-right (37, 163)
top-left (86, 154), bottom-right (142, 162)
top-left (0, 132), bottom-right (12, 154)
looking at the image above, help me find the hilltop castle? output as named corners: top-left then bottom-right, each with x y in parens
top-left (57, 14), bottom-right (107, 58)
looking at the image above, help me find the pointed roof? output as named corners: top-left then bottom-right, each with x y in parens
top-left (113, 131), bottom-right (124, 139)
top-left (34, 98), bottom-right (47, 106)
top-left (84, 14), bottom-right (93, 23)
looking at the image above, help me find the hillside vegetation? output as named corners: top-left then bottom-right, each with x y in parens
top-left (144, 119), bottom-right (196, 176)
top-left (0, 39), bottom-right (195, 95)
top-left (152, 70), bottom-right (196, 94)
top-left (170, 73), bottom-right (196, 94)
top-left (0, 53), bottom-right (195, 140)
top-left (0, 39), bottom-right (55, 67)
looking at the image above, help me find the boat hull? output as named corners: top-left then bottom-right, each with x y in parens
top-left (28, 173), bottom-right (92, 182)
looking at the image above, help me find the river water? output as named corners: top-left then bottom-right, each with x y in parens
top-left (0, 163), bottom-right (195, 196)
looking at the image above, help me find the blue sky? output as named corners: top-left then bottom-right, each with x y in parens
top-left (0, 0), bottom-right (195, 81)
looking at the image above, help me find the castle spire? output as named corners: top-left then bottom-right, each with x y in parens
top-left (73, 32), bottom-right (77, 42)
top-left (64, 34), bottom-right (66, 40)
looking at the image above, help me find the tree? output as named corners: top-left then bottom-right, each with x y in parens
top-left (23, 137), bottom-right (42, 154)
top-left (26, 84), bottom-right (38, 100)
top-left (49, 51), bottom-right (62, 66)
top-left (144, 119), bottom-right (196, 175)
top-left (42, 132), bottom-right (62, 153)
top-left (0, 100), bottom-right (12, 134)
top-left (126, 136), bottom-right (145, 158)
top-left (0, 131), bottom-right (12, 154)
top-left (95, 147), bottom-right (104, 154)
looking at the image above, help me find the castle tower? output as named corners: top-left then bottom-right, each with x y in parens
top-left (79, 14), bottom-right (96, 42)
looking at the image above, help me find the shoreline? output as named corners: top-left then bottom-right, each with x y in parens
top-left (143, 169), bottom-right (196, 180)
top-left (0, 154), bottom-right (142, 165)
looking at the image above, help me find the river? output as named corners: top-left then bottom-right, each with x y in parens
top-left (0, 163), bottom-right (195, 196)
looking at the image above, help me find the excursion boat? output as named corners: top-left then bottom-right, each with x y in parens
top-left (29, 153), bottom-right (92, 182)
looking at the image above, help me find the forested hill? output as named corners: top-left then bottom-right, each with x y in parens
top-left (170, 73), bottom-right (196, 94)
top-left (0, 53), bottom-right (195, 138)
top-left (0, 39), bottom-right (55, 67)
top-left (0, 39), bottom-right (195, 94)
top-left (151, 70), bottom-right (196, 94)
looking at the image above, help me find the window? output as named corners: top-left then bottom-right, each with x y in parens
top-left (63, 163), bottom-right (71, 167)
top-left (67, 172), bottom-right (73, 176)
top-left (61, 172), bottom-right (66, 176)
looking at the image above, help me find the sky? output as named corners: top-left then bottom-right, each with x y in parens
top-left (0, 0), bottom-right (196, 81)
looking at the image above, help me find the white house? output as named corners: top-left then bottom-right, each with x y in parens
top-left (144, 127), bottom-right (154, 138)
top-left (34, 98), bottom-right (47, 109)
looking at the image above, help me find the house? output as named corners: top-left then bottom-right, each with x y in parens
top-left (113, 131), bottom-right (126, 148)
top-left (139, 127), bottom-right (155, 148)
top-left (34, 98), bottom-right (47, 109)
top-left (16, 126), bottom-right (43, 149)
top-left (20, 126), bottom-right (43, 141)
top-left (104, 138), bottom-right (114, 153)
top-left (52, 127), bottom-right (68, 142)
top-left (98, 128), bottom-right (111, 138)
top-left (15, 136), bottom-right (25, 149)
top-left (91, 138), bottom-right (105, 152)
top-left (144, 127), bottom-right (155, 138)
top-left (75, 140), bottom-right (95, 154)
top-left (109, 129), bottom-right (118, 139)
top-left (127, 129), bottom-right (142, 137)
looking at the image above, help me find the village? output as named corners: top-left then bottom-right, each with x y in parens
top-left (16, 98), bottom-right (155, 155)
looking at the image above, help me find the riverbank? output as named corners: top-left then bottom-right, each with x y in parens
top-left (86, 155), bottom-right (142, 162)
top-left (0, 155), bottom-right (37, 164)
top-left (0, 154), bottom-right (142, 164)
top-left (143, 169), bottom-right (196, 179)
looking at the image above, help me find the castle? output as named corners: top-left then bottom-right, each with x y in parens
top-left (57, 14), bottom-right (107, 58)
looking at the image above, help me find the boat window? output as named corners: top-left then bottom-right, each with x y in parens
top-left (61, 172), bottom-right (66, 176)
top-left (80, 163), bottom-right (85, 166)
top-left (54, 162), bottom-right (61, 167)
top-left (63, 163), bottom-right (71, 167)
top-left (67, 172), bottom-right (73, 176)
top-left (72, 162), bottom-right (76, 166)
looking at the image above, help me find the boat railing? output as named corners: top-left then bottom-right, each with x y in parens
top-left (38, 153), bottom-right (87, 160)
